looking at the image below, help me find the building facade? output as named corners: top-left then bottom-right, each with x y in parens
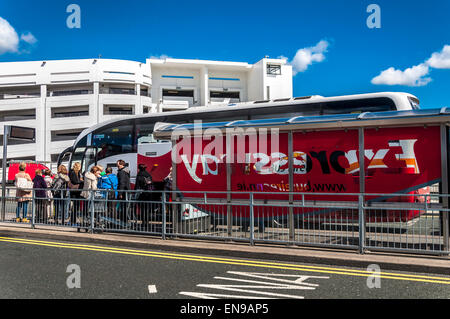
top-left (0, 57), bottom-right (292, 164)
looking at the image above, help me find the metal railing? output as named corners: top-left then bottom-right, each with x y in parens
top-left (0, 187), bottom-right (449, 256)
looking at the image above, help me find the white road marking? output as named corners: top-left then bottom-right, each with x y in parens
top-left (225, 271), bottom-right (327, 286)
top-left (179, 271), bottom-right (329, 299)
top-left (148, 285), bottom-right (157, 294)
top-left (195, 284), bottom-right (305, 299)
top-left (179, 292), bottom-right (273, 299)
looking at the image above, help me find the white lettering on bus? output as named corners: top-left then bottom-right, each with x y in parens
top-left (181, 139), bottom-right (420, 184)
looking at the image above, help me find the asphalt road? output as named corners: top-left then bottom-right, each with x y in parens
top-left (0, 236), bottom-right (449, 300)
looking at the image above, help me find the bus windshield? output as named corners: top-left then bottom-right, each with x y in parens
top-left (93, 123), bottom-right (135, 162)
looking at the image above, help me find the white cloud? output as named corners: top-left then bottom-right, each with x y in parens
top-left (371, 44), bottom-right (450, 87)
top-left (426, 45), bottom-right (450, 69)
top-left (20, 32), bottom-right (37, 45)
top-left (0, 17), bottom-right (19, 54)
top-left (149, 54), bottom-right (171, 60)
top-left (290, 40), bottom-right (329, 75)
top-left (0, 17), bottom-right (37, 55)
top-left (371, 63), bottom-right (431, 87)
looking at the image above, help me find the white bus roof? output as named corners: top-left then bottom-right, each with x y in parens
top-left (153, 108), bottom-right (449, 138)
top-left (73, 92), bottom-right (418, 146)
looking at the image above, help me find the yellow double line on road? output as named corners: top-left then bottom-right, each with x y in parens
top-left (0, 236), bottom-right (449, 285)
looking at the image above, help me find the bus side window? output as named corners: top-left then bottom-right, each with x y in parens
top-left (250, 103), bottom-right (322, 120)
top-left (322, 98), bottom-right (395, 115)
top-left (136, 123), bottom-right (159, 144)
top-left (138, 133), bottom-right (158, 144)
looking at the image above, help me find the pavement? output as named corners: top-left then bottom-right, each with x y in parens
top-left (0, 222), bottom-right (449, 276)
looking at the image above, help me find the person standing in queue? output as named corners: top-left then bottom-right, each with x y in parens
top-left (68, 162), bottom-right (83, 226)
top-left (135, 164), bottom-right (153, 230)
top-left (96, 165), bottom-right (105, 189)
top-left (80, 166), bottom-right (102, 228)
top-left (81, 166), bottom-right (101, 198)
top-left (101, 167), bottom-right (118, 199)
top-left (52, 165), bottom-right (70, 225)
top-left (43, 169), bottom-right (54, 221)
top-left (32, 169), bottom-right (48, 223)
top-left (163, 167), bottom-right (173, 200)
top-left (14, 162), bottom-right (32, 223)
top-left (163, 167), bottom-right (174, 225)
top-left (116, 160), bottom-right (131, 223)
top-left (101, 167), bottom-right (118, 219)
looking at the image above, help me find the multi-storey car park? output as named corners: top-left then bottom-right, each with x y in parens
top-left (0, 57), bottom-right (292, 165)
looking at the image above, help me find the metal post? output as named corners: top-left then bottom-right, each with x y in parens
top-left (440, 124), bottom-right (449, 253)
top-left (162, 190), bottom-right (166, 240)
top-left (31, 189), bottom-right (36, 229)
top-left (225, 131), bottom-right (233, 238)
top-left (1, 125), bottom-right (9, 221)
top-left (60, 191), bottom-right (64, 226)
top-left (172, 138), bottom-right (178, 235)
top-left (226, 161), bottom-right (232, 237)
top-left (358, 194), bottom-right (365, 254)
top-left (249, 193), bottom-right (254, 246)
top-left (288, 131), bottom-right (294, 243)
top-left (358, 127), bottom-right (366, 254)
top-left (67, 189), bottom-right (71, 226)
top-left (90, 191), bottom-right (95, 233)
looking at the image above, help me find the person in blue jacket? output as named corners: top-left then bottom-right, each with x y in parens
top-left (100, 167), bottom-right (118, 199)
top-left (99, 167), bottom-right (119, 219)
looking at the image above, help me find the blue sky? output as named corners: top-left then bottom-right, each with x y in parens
top-left (0, 0), bottom-right (449, 108)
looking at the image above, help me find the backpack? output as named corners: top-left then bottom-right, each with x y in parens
top-left (52, 176), bottom-right (67, 197)
top-left (143, 176), bottom-right (154, 191)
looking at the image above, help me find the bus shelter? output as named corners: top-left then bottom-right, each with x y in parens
top-left (154, 109), bottom-right (450, 254)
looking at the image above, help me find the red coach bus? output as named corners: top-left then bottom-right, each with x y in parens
top-left (58, 92), bottom-right (418, 180)
top-left (57, 92), bottom-right (435, 222)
